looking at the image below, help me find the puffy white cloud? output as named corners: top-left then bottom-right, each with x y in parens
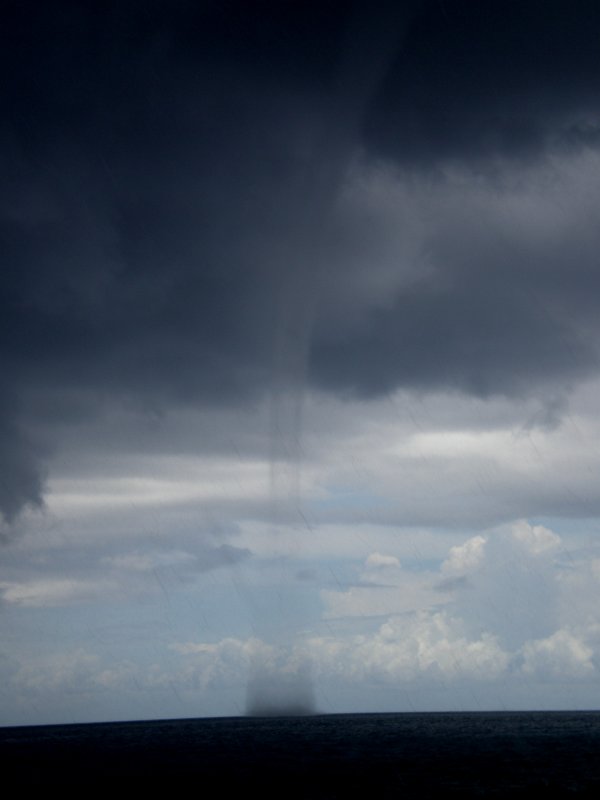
top-left (511, 521), bottom-right (561, 555)
top-left (308, 611), bottom-right (510, 683)
top-left (365, 552), bottom-right (401, 569)
top-left (317, 519), bottom-right (600, 690)
top-left (322, 544), bottom-right (445, 619)
top-left (0, 577), bottom-right (113, 607)
top-left (171, 637), bottom-right (315, 713)
top-left (13, 649), bottom-right (109, 694)
top-left (521, 630), bottom-right (595, 679)
top-left (435, 521), bottom-right (564, 649)
top-left (170, 637), bottom-right (274, 690)
top-left (442, 536), bottom-right (486, 575)
top-left (168, 609), bottom-right (511, 696)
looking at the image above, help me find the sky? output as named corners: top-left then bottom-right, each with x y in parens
top-left (2, 0), bottom-right (600, 724)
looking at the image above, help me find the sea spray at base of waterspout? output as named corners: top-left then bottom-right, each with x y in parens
top-left (245, 647), bottom-right (316, 716)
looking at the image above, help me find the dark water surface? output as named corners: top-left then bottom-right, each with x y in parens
top-left (2, 711), bottom-right (599, 797)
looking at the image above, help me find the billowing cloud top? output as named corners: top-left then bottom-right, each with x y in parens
top-left (2, 0), bottom-right (600, 522)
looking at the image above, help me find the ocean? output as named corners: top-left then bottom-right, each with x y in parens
top-left (2, 711), bottom-right (599, 797)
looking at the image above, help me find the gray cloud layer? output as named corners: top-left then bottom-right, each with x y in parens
top-left (3, 1), bottom-right (600, 521)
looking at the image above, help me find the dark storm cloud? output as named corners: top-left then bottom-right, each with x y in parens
top-left (312, 282), bottom-right (595, 400)
top-left (311, 189), bottom-right (600, 398)
top-left (2, 0), bottom-right (600, 520)
top-left (365, 0), bottom-right (600, 167)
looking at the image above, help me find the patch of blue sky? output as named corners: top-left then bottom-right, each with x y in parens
top-left (310, 486), bottom-right (390, 512)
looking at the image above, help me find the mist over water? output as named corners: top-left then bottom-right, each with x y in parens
top-left (245, 653), bottom-right (316, 717)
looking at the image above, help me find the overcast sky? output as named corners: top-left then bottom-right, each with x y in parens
top-left (2, 0), bottom-right (600, 724)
